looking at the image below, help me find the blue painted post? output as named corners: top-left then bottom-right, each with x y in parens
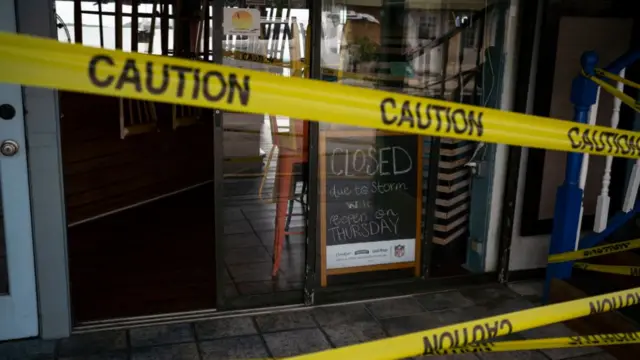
top-left (544, 51), bottom-right (599, 303)
top-left (604, 49), bottom-right (640, 74)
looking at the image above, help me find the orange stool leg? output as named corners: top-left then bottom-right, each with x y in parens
top-left (272, 157), bottom-right (294, 277)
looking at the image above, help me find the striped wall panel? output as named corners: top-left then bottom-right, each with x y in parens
top-left (422, 137), bottom-right (474, 246)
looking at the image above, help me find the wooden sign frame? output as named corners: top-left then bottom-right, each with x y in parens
top-left (319, 130), bottom-right (423, 287)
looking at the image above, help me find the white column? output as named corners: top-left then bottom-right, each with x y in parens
top-left (595, 68), bottom-right (626, 232)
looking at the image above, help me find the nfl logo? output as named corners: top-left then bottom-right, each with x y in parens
top-left (394, 245), bottom-right (405, 258)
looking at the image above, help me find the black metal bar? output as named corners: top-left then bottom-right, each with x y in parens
top-left (203, 0), bottom-right (211, 61)
top-left (161, 3), bottom-right (169, 55)
top-left (305, 0), bottom-right (322, 304)
top-left (132, 1), bottom-right (139, 52)
top-left (115, 0), bottom-right (123, 49)
top-left (212, 0), bottom-right (226, 310)
top-left (174, 0), bottom-right (183, 56)
top-left (97, 1), bottom-right (105, 48)
top-left (74, 0), bottom-right (83, 43)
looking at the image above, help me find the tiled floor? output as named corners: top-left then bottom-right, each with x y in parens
top-left (221, 118), bottom-right (307, 299)
top-left (221, 201), bottom-right (306, 298)
top-left (0, 281), bottom-right (619, 360)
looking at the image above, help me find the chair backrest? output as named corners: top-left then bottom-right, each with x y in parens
top-left (265, 16), bottom-right (306, 154)
top-left (119, 98), bottom-right (158, 139)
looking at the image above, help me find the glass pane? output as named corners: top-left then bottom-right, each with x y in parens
top-left (221, 3), bottom-right (309, 304)
top-left (317, 0), bottom-right (508, 285)
top-left (0, 167), bottom-right (8, 294)
top-left (56, 0), bottom-right (175, 54)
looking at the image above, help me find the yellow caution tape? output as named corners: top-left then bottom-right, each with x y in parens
top-left (425, 331), bottom-right (640, 356)
top-left (583, 70), bottom-right (640, 113)
top-left (548, 239), bottom-right (640, 263)
top-left (224, 50), bottom-right (291, 67)
top-left (284, 287), bottom-right (640, 359)
top-left (3, 32), bottom-right (640, 158)
top-left (596, 68), bottom-right (640, 91)
top-left (574, 262), bottom-right (640, 276)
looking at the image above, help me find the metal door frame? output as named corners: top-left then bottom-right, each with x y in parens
top-left (304, 1), bottom-right (513, 304)
top-left (0, 0), bottom-right (39, 341)
top-left (303, 0), bottom-right (322, 306)
top-left (212, 0), bottom-right (226, 310)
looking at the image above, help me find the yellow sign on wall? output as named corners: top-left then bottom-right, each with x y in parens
top-left (223, 8), bottom-right (260, 36)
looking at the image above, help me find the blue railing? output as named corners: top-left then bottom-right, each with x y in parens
top-left (544, 50), bottom-right (640, 301)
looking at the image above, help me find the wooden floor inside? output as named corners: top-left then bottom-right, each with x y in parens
top-left (68, 184), bottom-right (217, 323)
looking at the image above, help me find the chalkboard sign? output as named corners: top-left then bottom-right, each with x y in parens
top-left (319, 130), bottom-right (422, 286)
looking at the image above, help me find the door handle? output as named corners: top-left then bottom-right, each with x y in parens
top-left (0, 140), bottom-right (19, 156)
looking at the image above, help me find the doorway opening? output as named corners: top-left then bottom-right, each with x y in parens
top-left (56, 0), bottom-right (313, 324)
top-left (57, 0), bottom-right (218, 323)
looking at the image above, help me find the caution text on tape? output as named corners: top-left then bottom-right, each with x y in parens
top-left (548, 239), bottom-right (640, 263)
top-left (424, 331), bottom-right (640, 356)
top-left (2, 32), bottom-right (640, 159)
top-left (282, 287), bottom-right (640, 359)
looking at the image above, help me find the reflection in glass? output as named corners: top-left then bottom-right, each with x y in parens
top-left (55, 1), bottom-right (175, 53)
top-left (318, 0), bottom-right (508, 281)
top-left (221, 5), bottom-right (309, 302)
top-left (1, 168), bottom-right (8, 294)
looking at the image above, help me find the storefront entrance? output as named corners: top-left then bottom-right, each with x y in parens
top-left (51, 0), bottom-right (516, 328)
top-left (0, 0), bottom-right (39, 340)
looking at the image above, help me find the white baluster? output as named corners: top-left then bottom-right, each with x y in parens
top-left (624, 159), bottom-right (640, 212)
top-left (575, 87), bottom-right (601, 249)
top-left (595, 68), bottom-right (626, 231)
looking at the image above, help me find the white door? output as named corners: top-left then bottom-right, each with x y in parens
top-left (0, 0), bottom-right (39, 340)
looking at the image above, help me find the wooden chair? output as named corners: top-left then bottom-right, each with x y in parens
top-left (257, 116), bottom-right (308, 232)
top-left (171, 0), bottom-right (207, 129)
top-left (172, 105), bottom-right (202, 130)
top-left (118, 0), bottom-right (160, 139)
top-left (119, 98), bottom-right (158, 139)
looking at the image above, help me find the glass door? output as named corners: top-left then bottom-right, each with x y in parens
top-left (0, 0), bottom-right (38, 340)
top-left (310, 0), bottom-right (511, 297)
top-left (213, 0), bottom-right (312, 310)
